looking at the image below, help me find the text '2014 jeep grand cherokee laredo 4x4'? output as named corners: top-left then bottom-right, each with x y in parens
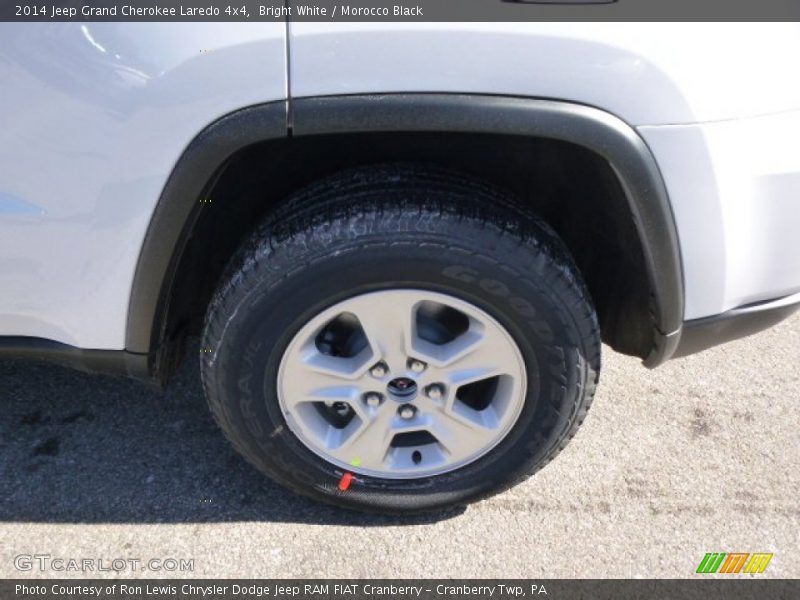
top-left (1, 22), bottom-right (799, 513)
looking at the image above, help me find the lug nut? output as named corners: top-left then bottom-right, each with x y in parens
top-left (332, 402), bottom-right (350, 416)
top-left (399, 405), bottom-right (416, 420)
top-left (365, 393), bottom-right (383, 408)
top-left (408, 359), bottom-right (427, 373)
top-left (370, 363), bottom-right (387, 378)
top-left (426, 384), bottom-right (444, 400)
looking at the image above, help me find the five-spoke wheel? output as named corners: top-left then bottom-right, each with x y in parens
top-left (277, 290), bottom-right (527, 478)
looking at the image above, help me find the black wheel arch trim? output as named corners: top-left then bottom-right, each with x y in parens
top-left (126, 93), bottom-right (685, 382)
top-left (124, 101), bottom-right (287, 381)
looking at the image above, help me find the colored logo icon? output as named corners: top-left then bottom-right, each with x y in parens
top-left (696, 553), bottom-right (773, 574)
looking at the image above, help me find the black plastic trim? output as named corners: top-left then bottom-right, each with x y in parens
top-left (124, 102), bottom-right (287, 373)
top-left (674, 296), bottom-right (800, 359)
top-left (126, 93), bottom-right (685, 379)
top-left (293, 94), bottom-right (684, 366)
top-left (0, 337), bottom-right (149, 381)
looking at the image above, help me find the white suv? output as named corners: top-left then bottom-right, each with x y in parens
top-left (1, 23), bottom-right (799, 512)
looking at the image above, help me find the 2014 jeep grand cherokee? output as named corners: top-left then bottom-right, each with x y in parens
top-left (1, 22), bottom-right (799, 513)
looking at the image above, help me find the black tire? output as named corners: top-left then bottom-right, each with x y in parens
top-left (201, 164), bottom-right (601, 514)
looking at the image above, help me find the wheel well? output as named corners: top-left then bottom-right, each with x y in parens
top-left (163, 131), bottom-right (653, 378)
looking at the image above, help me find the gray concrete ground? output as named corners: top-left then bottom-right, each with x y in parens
top-left (1, 315), bottom-right (798, 579)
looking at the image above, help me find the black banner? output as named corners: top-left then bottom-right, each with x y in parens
top-left (3, 0), bottom-right (800, 22)
top-left (2, 580), bottom-right (800, 600)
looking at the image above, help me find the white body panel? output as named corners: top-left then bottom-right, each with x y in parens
top-left (641, 111), bottom-right (800, 318)
top-left (1, 22), bottom-right (799, 349)
top-left (289, 23), bottom-right (800, 126)
top-left (0, 23), bottom-right (287, 348)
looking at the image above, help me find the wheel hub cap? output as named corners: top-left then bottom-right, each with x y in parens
top-left (387, 377), bottom-right (418, 401)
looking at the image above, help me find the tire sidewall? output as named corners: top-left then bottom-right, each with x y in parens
top-left (208, 226), bottom-right (589, 511)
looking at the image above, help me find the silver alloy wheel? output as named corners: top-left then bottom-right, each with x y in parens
top-left (276, 289), bottom-right (527, 479)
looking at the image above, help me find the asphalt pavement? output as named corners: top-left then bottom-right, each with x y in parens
top-left (1, 314), bottom-right (798, 578)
